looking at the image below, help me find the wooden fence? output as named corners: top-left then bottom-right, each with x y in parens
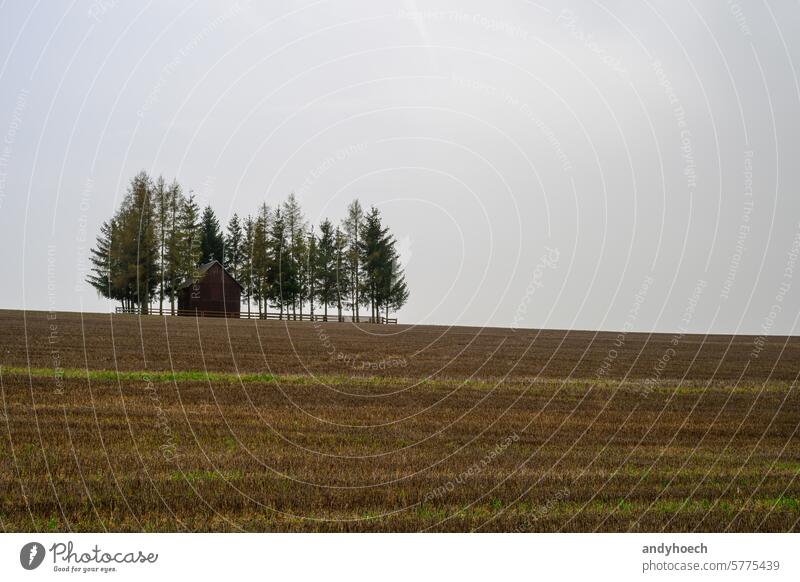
top-left (114, 306), bottom-right (397, 324)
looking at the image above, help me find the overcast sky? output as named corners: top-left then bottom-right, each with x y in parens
top-left (1, 0), bottom-right (799, 334)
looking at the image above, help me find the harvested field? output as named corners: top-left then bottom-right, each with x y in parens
top-left (0, 309), bottom-right (798, 532)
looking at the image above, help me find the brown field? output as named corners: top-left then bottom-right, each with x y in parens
top-left (0, 309), bottom-right (798, 532)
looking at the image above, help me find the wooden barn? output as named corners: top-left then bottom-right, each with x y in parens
top-left (178, 260), bottom-right (242, 317)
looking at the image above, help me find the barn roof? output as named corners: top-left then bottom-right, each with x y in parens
top-left (178, 260), bottom-right (243, 290)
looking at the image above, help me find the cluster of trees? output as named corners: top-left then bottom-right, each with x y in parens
top-left (87, 171), bottom-right (409, 320)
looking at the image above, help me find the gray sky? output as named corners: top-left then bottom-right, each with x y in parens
top-left (1, 0), bottom-right (799, 334)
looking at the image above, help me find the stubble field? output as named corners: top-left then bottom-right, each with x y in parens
top-left (0, 309), bottom-right (798, 532)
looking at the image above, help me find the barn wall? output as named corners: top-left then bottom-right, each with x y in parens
top-left (177, 263), bottom-right (241, 317)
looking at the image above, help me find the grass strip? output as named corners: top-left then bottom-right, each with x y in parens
top-left (1, 366), bottom-right (280, 384)
top-left (0, 366), bottom-right (791, 394)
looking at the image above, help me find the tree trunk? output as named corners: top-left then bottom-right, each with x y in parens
top-left (350, 272), bottom-right (358, 317)
top-left (170, 275), bottom-right (175, 315)
top-left (353, 218), bottom-right (359, 320)
top-left (159, 236), bottom-right (165, 314)
top-left (354, 267), bottom-right (359, 320)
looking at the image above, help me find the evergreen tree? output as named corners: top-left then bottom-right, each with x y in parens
top-left (282, 193), bottom-right (305, 317)
top-left (334, 226), bottom-right (348, 321)
top-left (252, 203), bottom-right (270, 317)
top-left (164, 180), bottom-right (184, 313)
top-left (224, 213), bottom-right (243, 279)
top-left (315, 219), bottom-right (337, 319)
top-left (199, 205), bottom-right (224, 264)
top-left (376, 232), bottom-right (409, 320)
top-left (239, 214), bottom-right (255, 317)
top-left (342, 199), bottom-right (363, 319)
top-left (306, 226), bottom-right (317, 317)
top-left (178, 193), bottom-right (202, 296)
top-left (267, 208), bottom-right (290, 317)
top-left (294, 227), bottom-right (309, 317)
top-left (115, 171), bottom-right (159, 312)
top-left (153, 176), bottom-right (169, 313)
top-left (358, 206), bottom-right (390, 321)
top-left (386, 265), bottom-right (410, 317)
top-left (87, 218), bottom-right (124, 305)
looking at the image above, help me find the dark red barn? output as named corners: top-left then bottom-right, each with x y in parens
top-left (178, 260), bottom-right (242, 317)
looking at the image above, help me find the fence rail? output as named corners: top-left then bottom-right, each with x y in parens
top-left (114, 306), bottom-right (397, 324)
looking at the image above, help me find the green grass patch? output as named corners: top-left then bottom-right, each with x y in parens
top-left (2, 365), bottom-right (793, 395)
top-left (3, 366), bottom-right (280, 385)
top-left (773, 461), bottom-right (800, 474)
top-left (770, 496), bottom-right (800, 511)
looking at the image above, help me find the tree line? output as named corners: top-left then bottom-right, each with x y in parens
top-left (87, 171), bottom-right (409, 320)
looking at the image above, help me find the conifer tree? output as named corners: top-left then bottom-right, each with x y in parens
top-left (199, 205), bottom-right (224, 264)
top-left (87, 218), bottom-right (123, 304)
top-left (267, 208), bottom-right (290, 317)
top-left (282, 193), bottom-right (305, 318)
top-left (343, 199), bottom-right (363, 319)
top-left (240, 214), bottom-right (255, 317)
top-left (376, 232), bottom-right (409, 320)
top-left (153, 176), bottom-right (169, 313)
top-left (358, 206), bottom-right (390, 321)
top-left (107, 171), bottom-right (159, 313)
top-left (294, 227), bottom-right (309, 318)
top-left (387, 267), bottom-right (410, 317)
top-left (224, 213), bottom-right (243, 279)
top-left (306, 226), bottom-right (317, 317)
top-left (334, 226), bottom-right (348, 321)
top-left (164, 180), bottom-right (184, 313)
top-left (315, 219), bottom-right (337, 319)
top-left (252, 203), bottom-right (270, 317)
top-left (179, 193), bottom-right (202, 293)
